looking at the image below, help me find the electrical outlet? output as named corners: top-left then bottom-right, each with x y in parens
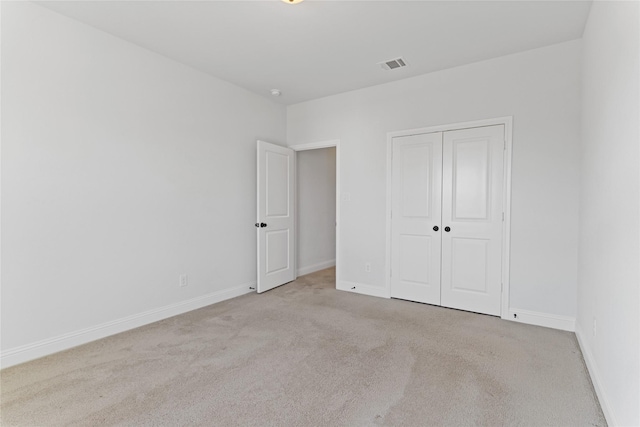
top-left (593, 318), bottom-right (597, 337)
top-left (179, 274), bottom-right (188, 287)
top-left (365, 263), bottom-right (371, 273)
top-left (341, 192), bottom-right (351, 202)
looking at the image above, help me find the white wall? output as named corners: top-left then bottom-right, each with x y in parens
top-left (296, 148), bottom-right (336, 276)
top-left (287, 40), bottom-right (582, 320)
top-left (577, 1), bottom-right (640, 425)
top-left (1, 2), bottom-right (286, 365)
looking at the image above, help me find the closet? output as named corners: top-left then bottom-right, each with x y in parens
top-left (390, 125), bottom-right (505, 316)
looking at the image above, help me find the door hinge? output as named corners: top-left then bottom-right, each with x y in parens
top-left (502, 212), bottom-right (505, 221)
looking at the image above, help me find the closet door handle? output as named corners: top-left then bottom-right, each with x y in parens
top-left (444, 226), bottom-right (451, 232)
top-left (433, 226), bottom-right (439, 231)
top-left (260, 223), bottom-right (267, 228)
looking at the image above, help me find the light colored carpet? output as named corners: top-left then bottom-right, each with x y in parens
top-left (1, 267), bottom-right (605, 426)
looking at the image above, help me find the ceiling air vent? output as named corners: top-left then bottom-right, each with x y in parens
top-left (379, 57), bottom-right (408, 71)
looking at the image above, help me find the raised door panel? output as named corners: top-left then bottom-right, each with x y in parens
top-left (265, 229), bottom-right (290, 274)
top-left (265, 151), bottom-right (290, 218)
top-left (399, 234), bottom-right (432, 284)
top-left (441, 125), bottom-right (504, 316)
top-left (452, 138), bottom-right (490, 220)
top-left (401, 145), bottom-right (432, 218)
top-left (390, 132), bottom-right (442, 305)
top-left (450, 238), bottom-right (489, 293)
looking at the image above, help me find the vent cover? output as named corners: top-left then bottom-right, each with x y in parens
top-left (379, 57), bottom-right (408, 70)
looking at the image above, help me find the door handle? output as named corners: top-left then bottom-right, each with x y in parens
top-left (433, 226), bottom-right (439, 231)
top-left (260, 223), bottom-right (267, 228)
top-left (444, 226), bottom-right (451, 232)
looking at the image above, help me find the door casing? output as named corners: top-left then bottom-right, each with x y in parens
top-left (385, 117), bottom-right (513, 319)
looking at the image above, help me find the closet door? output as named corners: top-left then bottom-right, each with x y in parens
top-left (390, 132), bottom-right (442, 305)
top-left (441, 125), bottom-right (505, 316)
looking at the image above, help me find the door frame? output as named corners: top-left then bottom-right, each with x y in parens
top-left (385, 117), bottom-right (513, 319)
top-left (289, 139), bottom-right (341, 287)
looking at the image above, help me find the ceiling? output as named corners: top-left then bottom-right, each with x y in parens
top-left (37, 0), bottom-right (592, 105)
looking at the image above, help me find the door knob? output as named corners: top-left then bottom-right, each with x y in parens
top-left (444, 226), bottom-right (451, 232)
top-left (433, 226), bottom-right (439, 231)
top-left (260, 223), bottom-right (267, 228)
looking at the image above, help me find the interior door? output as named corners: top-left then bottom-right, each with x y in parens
top-left (257, 140), bottom-right (295, 293)
top-left (440, 125), bottom-right (505, 315)
top-left (390, 132), bottom-right (443, 305)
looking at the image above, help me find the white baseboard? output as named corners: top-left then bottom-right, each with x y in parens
top-left (0, 283), bottom-right (255, 369)
top-left (506, 308), bottom-right (575, 331)
top-left (337, 280), bottom-right (389, 299)
top-left (575, 323), bottom-right (618, 427)
top-left (297, 259), bottom-right (336, 277)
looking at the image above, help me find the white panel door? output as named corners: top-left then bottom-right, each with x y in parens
top-left (257, 140), bottom-right (295, 293)
top-left (441, 125), bottom-right (505, 316)
top-left (390, 132), bottom-right (443, 305)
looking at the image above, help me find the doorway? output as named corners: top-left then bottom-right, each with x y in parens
top-left (291, 140), bottom-right (340, 284)
top-left (296, 147), bottom-right (337, 278)
top-left (256, 140), bottom-right (340, 293)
